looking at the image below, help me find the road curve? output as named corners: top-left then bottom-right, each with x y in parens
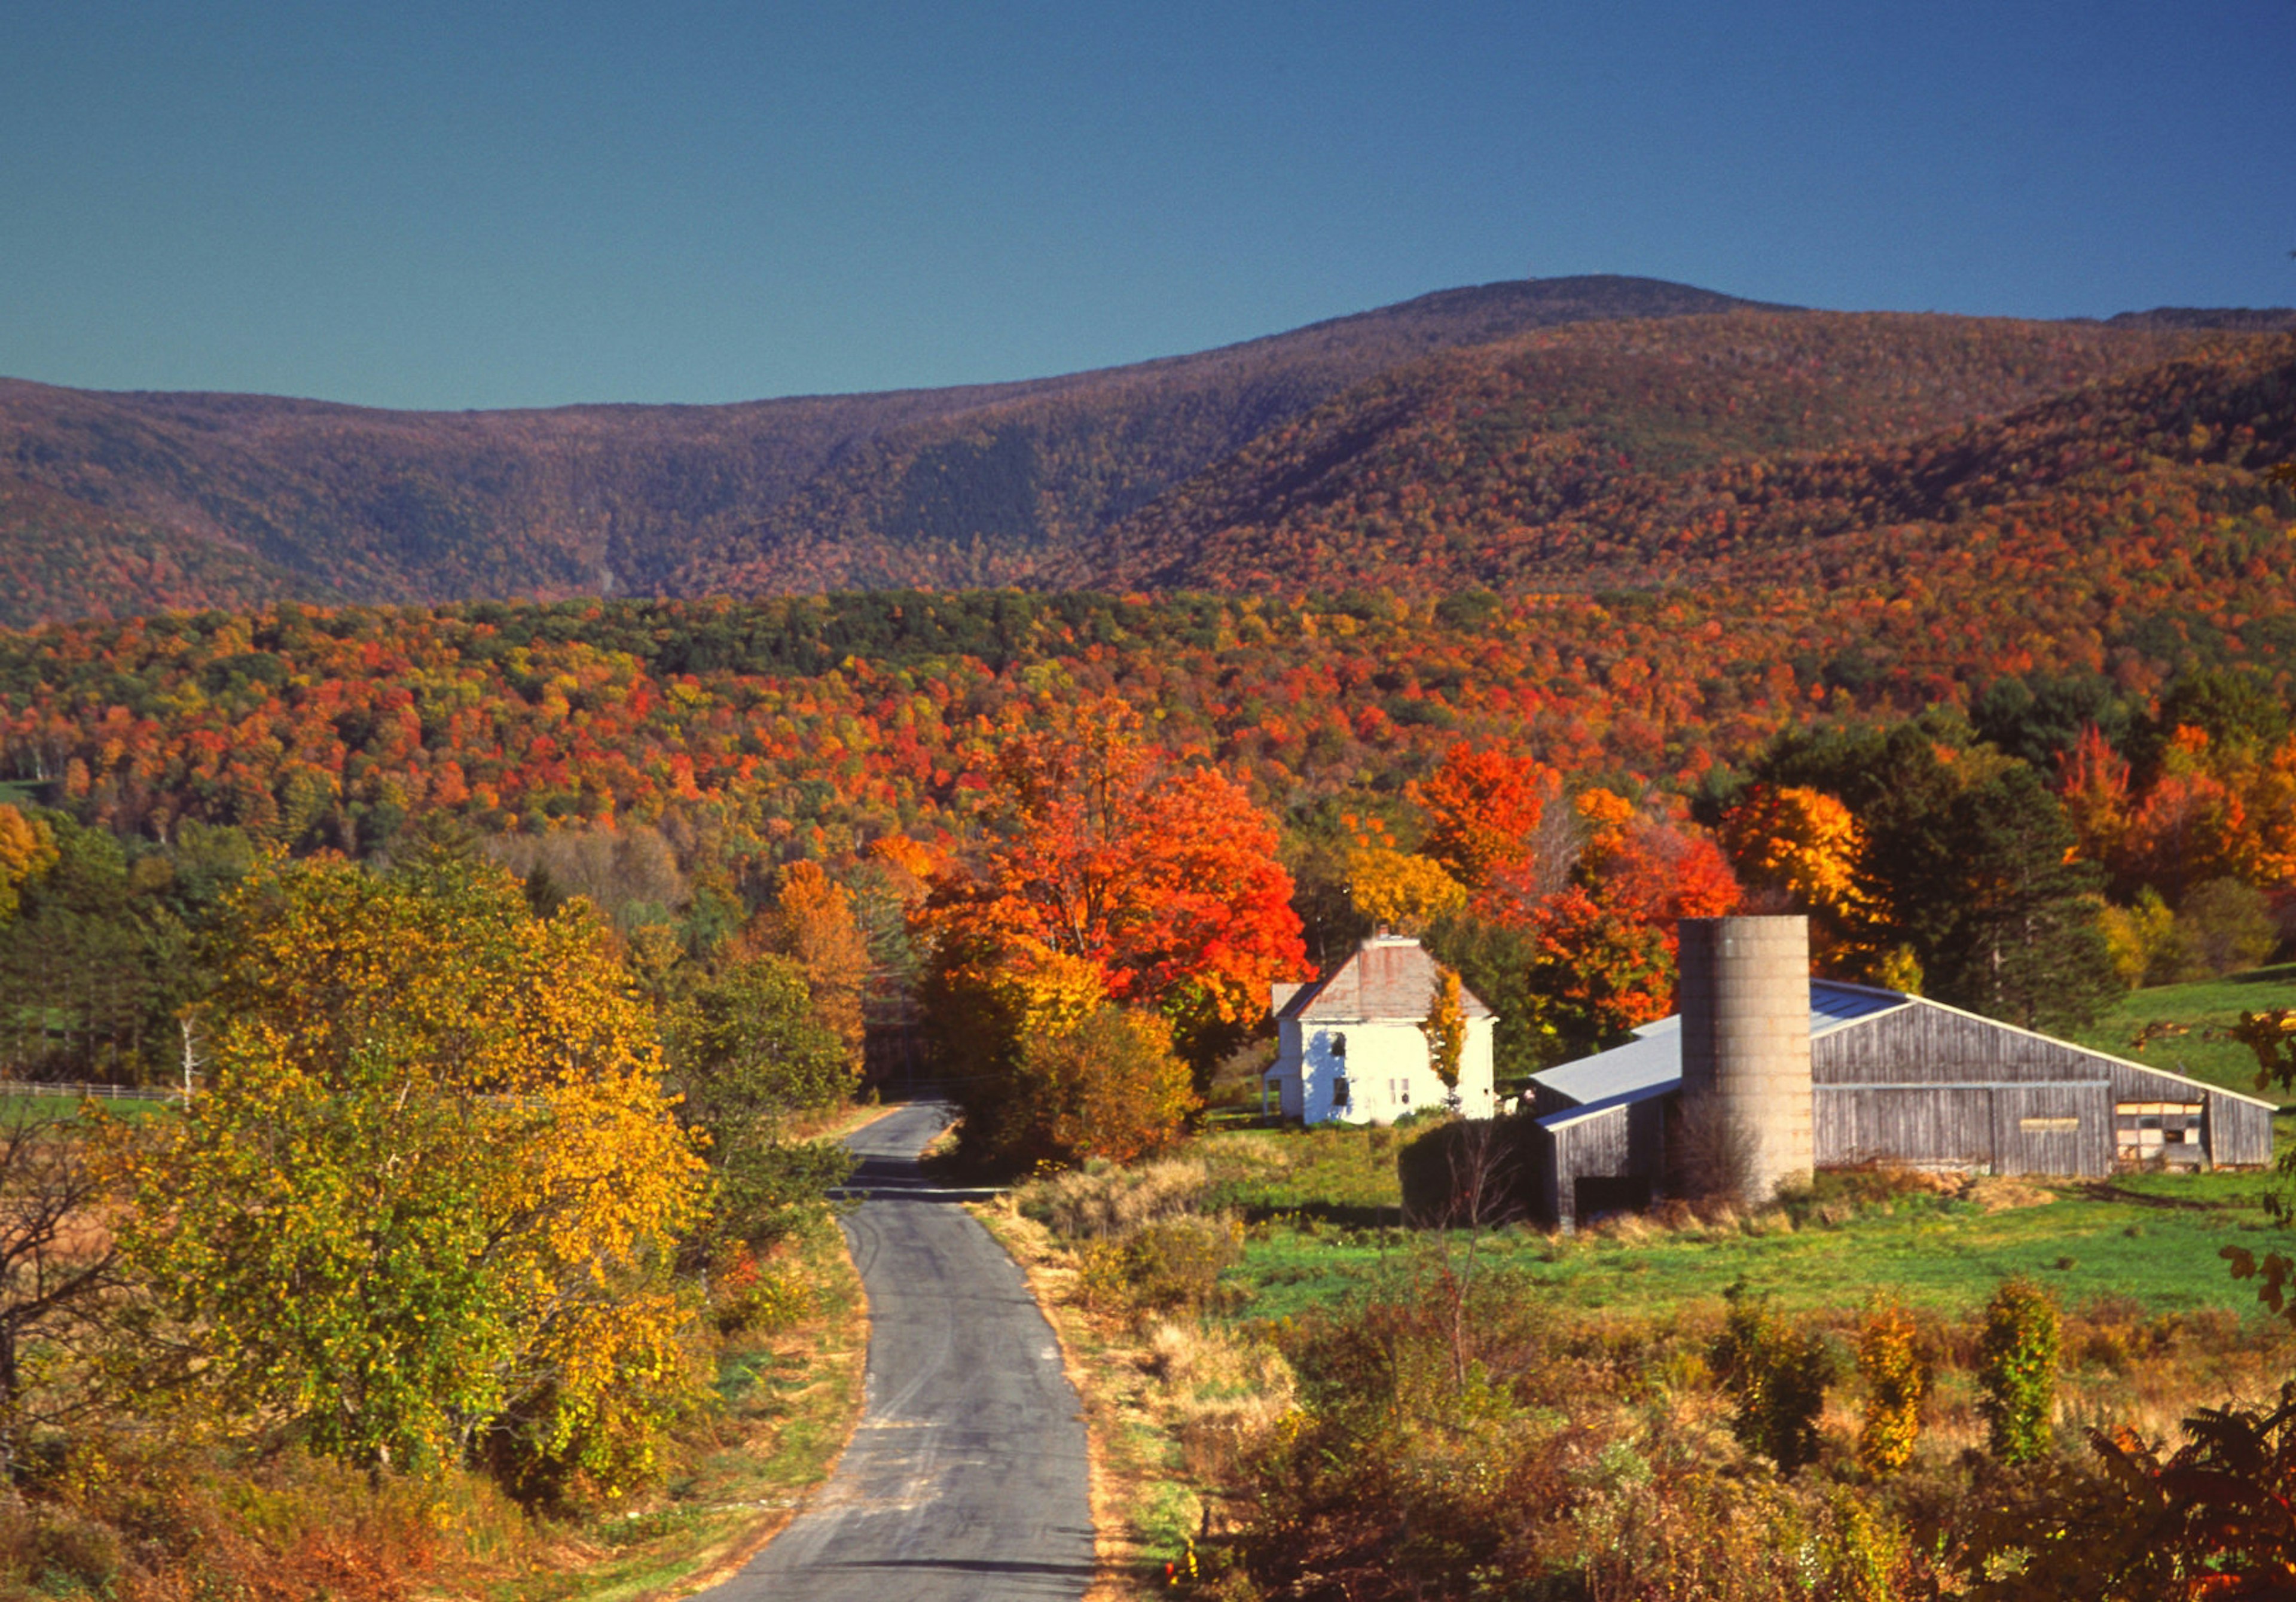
top-left (695, 1100), bottom-right (1095, 1602)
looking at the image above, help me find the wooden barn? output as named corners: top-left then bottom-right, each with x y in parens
top-left (1525, 919), bottom-right (2276, 1231)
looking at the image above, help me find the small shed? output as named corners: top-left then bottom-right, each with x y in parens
top-left (1268, 933), bottom-right (1497, 1124)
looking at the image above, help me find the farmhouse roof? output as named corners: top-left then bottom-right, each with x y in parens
top-left (1276, 933), bottom-right (1495, 1024)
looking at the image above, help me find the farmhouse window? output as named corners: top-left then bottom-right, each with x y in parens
top-left (1331, 1076), bottom-right (1350, 1110)
top-left (1328, 1032), bottom-right (1347, 1058)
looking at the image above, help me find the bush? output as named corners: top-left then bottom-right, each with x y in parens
top-left (985, 1005), bottom-right (1199, 1171)
top-left (1711, 1284), bottom-right (1837, 1477)
top-left (1078, 1215), bottom-right (1242, 1317)
top-left (1396, 1115), bottom-right (1532, 1226)
top-left (1978, 1277), bottom-right (2061, 1464)
top-left (2175, 877), bottom-right (2279, 978)
top-left (0, 1438), bottom-right (532, 1601)
top-left (1230, 1264), bottom-right (1578, 1596)
top-left (1855, 1296), bottom-right (1925, 1476)
top-left (709, 1240), bottom-right (813, 1335)
top-left (1024, 1157), bottom-right (1210, 1240)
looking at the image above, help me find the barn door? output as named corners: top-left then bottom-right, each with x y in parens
top-left (1989, 1082), bottom-right (2112, 1176)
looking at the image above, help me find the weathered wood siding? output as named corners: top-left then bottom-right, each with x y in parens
top-left (1816, 1081), bottom-right (2113, 1174)
top-left (1538, 1094), bottom-right (1668, 1228)
top-left (1816, 1085), bottom-right (1992, 1170)
top-left (2206, 1092), bottom-right (2275, 1167)
top-left (1814, 1003), bottom-right (2273, 1169)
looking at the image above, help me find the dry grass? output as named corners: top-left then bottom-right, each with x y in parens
top-left (1964, 1176), bottom-right (2059, 1213)
top-left (782, 1097), bottom-right (902, 1145)
top-left (1140, 1320), bottom-right (1296, 1497)
top-left (1027, 1158), bottom-right (1211, 1241)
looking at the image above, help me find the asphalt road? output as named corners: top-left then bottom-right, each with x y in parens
top-left (694, 1100), bottom-right (1096, 1602)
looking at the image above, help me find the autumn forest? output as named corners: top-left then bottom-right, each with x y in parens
top-left (1, 281), bottom-right (2295, 1598)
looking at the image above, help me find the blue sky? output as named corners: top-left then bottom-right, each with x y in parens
top-left (3, 1), bottom-right (2290, 410)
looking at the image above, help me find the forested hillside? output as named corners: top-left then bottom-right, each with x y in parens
top-left (0, 276), bottom-right (1769, 625)
top-left (7, 280), bottom-right (2287, 626)
top-left (1065, 317), bottom-right (2295, 594)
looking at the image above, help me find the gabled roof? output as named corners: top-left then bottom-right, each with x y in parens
top-left (1525, 979), bottom-right (2280, 1114)
top-left (1278, 934), bottom-right (1495, 1024)
top-left (1529, 979), bottom-right (1912, 1107)
top-left (1535, 1076), bottom-right (1680, 1133)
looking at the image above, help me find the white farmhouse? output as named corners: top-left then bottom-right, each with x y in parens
top-left (1265, 933), bottom-right (1497, 1124)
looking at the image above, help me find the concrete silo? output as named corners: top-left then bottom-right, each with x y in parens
top-left (1677, 916), bottom-right (1812, 1205)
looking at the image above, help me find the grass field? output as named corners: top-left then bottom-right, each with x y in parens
top-left (1193, 1115), bottom-right (2295, 1326)
top-left (2067, 962), bottom-right (2296, 1097)
top-left (1219, 1176), bottom-right (2283, 1324)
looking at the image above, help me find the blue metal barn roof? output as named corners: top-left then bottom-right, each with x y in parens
top-left (1528, 979), bottom-right (1910, 1111)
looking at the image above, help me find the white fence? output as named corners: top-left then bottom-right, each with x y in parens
top-left (0, 1080), bottom-right (179, 1103)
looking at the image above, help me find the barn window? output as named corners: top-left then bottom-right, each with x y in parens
top-left (1331, 1076), bottom-right (1351, 1110)
top-left (1328, 1032), bottom-right (1347, 1058)
top-left (2115, 1101), bottom-right (2205, 1165)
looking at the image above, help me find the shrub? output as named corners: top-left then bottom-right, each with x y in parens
top-left (709, 1240), bottom-right (813, 1335)
top-left (1855, 1296), bottom-right (1925, 1476)
top-left (1078, 1215), bottom-right (1242, 1317)
top-left (1230, 1264), bottom-right (1578, 1597)
top-left (1710, 1283), bottom-right (1837, 1477)
top-left (1396, 1115), bottom-right (1529, 1226)
top-left (1978, 1277), bottom-right (2061, 1464)
top-left (991, 1005), bottom-right (1199, 1170)
top-left (1025, 1157), bottom-right (1209, 1240)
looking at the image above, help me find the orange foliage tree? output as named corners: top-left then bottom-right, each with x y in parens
top-left (1515, 789), bottom-right (1741, 1057)
top-left (1410, 744), bottom-right (1561, 889)
top-left (920, 707), bottom-right (1308, 1082)
top-left (1718, 783), bottom-right (1870, 967)
top-left (744, 859), bottom-right (871, 1063)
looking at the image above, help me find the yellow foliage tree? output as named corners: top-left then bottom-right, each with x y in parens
top-left (98, 858), bottom-right (707, 1499)
top-left (1004, 1006), bottom-right (1199, 1167)
top-left (2097, 889), bottom-right (2176, 990)
top-left (1719, 785), bottom-right (1877, 970)
top-left (1346, 846), bottom-right (1468, 933)
top-left (0, 805), bottom-right (57, 926)
top-left (1418, 965), bottom-right (1468, 1094)
top-left (756, 860), bottom-right (872, 1062)
top-left (1718, 785), bottom-right (1867, 916)
top-left (921, 936), bottom-right (1173, 1165)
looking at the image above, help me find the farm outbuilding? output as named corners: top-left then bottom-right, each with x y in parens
top-left (1525, 916), bottom-right (2276, 1230)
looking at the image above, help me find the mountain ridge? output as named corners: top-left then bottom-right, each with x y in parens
top-left (1, 277), bottom-right (2290, 627)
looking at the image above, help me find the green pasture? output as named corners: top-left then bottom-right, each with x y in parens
top-left (2066, 962), bottom-right (2296, 1098)
top-left (1197, 1119), bottom-right (2296, 1329)
top-left (1219, 1176), bottom-right (2285, 1325)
